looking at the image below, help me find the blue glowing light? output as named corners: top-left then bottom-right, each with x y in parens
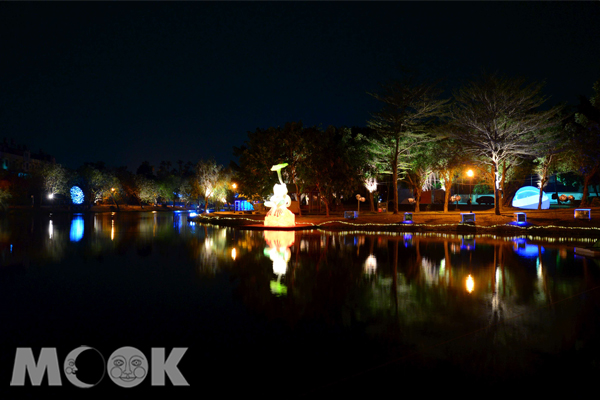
top-left (70, 214), bottom-right (84, 242)
top-left (512, 186), bottom-right (549, 210)
top-left (513, 238), bottom-right (544, 257)
top-left (235, 200), bottom-right (254, 211)
top-left (70, 186), bottom-right (85, 205)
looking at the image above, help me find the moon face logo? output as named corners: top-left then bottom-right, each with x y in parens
top-left (107, 347), bottom-right (148, 388)
top-left (63, 346), bottom-right (105, 388)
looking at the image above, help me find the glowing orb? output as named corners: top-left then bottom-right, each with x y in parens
top-left (512, 186), bottom-right (549, 209)
top-left (70, 186), bottom-right (85, 205)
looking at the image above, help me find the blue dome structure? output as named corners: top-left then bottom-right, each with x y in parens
top-left (512, 186), bottom-right (549, 209)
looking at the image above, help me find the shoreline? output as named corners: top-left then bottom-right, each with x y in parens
top-left (192, 208), bottom-right (600, 237)
top-left (5, 205), bottom-right (600, 237)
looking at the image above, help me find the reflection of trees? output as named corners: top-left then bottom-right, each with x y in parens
top-left (227, 230), bottom-right (600, 381)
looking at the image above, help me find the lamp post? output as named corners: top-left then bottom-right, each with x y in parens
top-left (232, 183), bottom-right (237, 211)
top-left (467, 169), bottom-right (474, 213)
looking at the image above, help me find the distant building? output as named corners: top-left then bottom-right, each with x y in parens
top-left (0, 138), bottom-right (55, 175)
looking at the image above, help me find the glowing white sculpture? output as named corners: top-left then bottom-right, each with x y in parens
top-left (512, 186), bottom-right (549, 210)
top-left (264, 163), bottom-right (295, 227)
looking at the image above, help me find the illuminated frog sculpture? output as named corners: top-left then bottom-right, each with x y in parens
top-left (264, 163), bottom-right (295, 227)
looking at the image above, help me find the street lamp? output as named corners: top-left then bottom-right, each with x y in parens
top-left (467, 169), bottom-right (474, 213)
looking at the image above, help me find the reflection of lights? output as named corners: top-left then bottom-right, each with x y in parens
top-left (70, 214), bottom-right (84, 242)
top-left (48, 220), bottom-right (53, 239)
top-left (231, 248), bottom-right (237, 260)
top-left (466, 275), bottom-right (474, 293)
top-left (111, 220), bottom-right (115, 241)
top-left (404, 233), bottom-right (413, 248)
top-left (421, 257), bottom-right (437, 284)
top-left (513, 238), bottom-right (544, 258)
top-left (270, 280), bottom-right (287, 296)
top-left (300, 240), bottom-right (309, 252)
top-left (364, 255), bottom-right (377, 274)
top-left (264, 231), bottom-right (294, 295)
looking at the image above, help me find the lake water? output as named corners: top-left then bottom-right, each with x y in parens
top-left (2, 211), bottom-right (600, 395)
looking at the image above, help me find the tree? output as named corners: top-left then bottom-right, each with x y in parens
top-left (564, 80), bottom-right (600, 206)
top-left (367, 76), bottom-right (447, 214)
top-left (41, 163), bottom-right (69, 198)
top-left (76, 163), bottom-right (121, 206)
top-left (431, 137), bottom-right (471, 212)
top-left (300, 126), bottom-right (362, 216)
top-left (135, 175), bottom-right (160, 205)
top-left (532, 123), bottom-right (569, 209)
top-left (196, 159), bottom-right (223, 212)
top-left (402, 143), bottom-right (438, 212)
top-left (233, 122), bottom-right (307, 212)
top-left (449, 73), bottom-right (563, 215)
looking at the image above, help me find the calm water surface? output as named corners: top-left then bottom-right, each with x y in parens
top-left (2, 211), bottom-right (600, 395)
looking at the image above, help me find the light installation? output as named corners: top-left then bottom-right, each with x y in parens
top-left (264, 163), bottom-right (295, 227)
top-left (512, 186), bottom-right (549, 210)
top-left (70, 186), bottom-right (84, 205)
top-left (263, 230), bottom-right (295, 296)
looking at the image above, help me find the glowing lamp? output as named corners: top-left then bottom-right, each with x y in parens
top-left (514, 212), bottom-right (527, 223)
top-left (404, 212), bottom-right (413, 222)
top-left (461, 213), bottom-right (475, 223)
top-left (574, 209), bottom-right (591, 219)
top-left (344, 211), bottom-right (358, 219)
top-left (512, 186), bottom-right (549, 209)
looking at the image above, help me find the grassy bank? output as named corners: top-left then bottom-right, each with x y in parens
top-left (193, 207), bottom-right (600, 237)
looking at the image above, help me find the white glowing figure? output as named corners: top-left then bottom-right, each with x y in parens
top-left (512, 186), bottom-right (549, 210)
top-left (264, 230), bottom-right (295, 296)
top-left (264, 163), bottom-right (295, 227)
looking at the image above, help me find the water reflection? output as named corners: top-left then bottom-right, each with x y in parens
top-left (69, 214), bottom-right (84, 242)
top-left (3, 212), bottom-right (600, 390)
top-left (263, 230), bottom-right (295, 296)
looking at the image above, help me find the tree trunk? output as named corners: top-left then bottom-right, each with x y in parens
top-left (581, 174), bottom-right (592, 206)
top-left (494, 161), bottom-right (501, 215)
top-left (537, 177), bottom-right (548, 210)
top-left (369, 191), bottom-right (375, 212)
top-left (294, 182), bottom-right (302, 216)
top-left (392, 165), bottom-right (399, 214)
top-left (323, 195), bottom-right (330, 217)
top-left (414, 189), bottom-right (422, 212)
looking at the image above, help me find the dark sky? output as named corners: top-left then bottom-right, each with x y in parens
top-left (1, 2), bottom-right (599, 172)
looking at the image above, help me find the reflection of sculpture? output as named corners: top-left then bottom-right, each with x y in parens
top-left (264, 230), bottom-right (295, 295)
top-left (264, 163), bottom-right (295, 227)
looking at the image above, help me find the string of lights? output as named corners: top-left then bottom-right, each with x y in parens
top-left (193, 215), bottom-right (600, 235)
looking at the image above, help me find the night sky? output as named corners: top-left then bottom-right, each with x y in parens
top-left (1, 2), bottom-right (599, 172)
